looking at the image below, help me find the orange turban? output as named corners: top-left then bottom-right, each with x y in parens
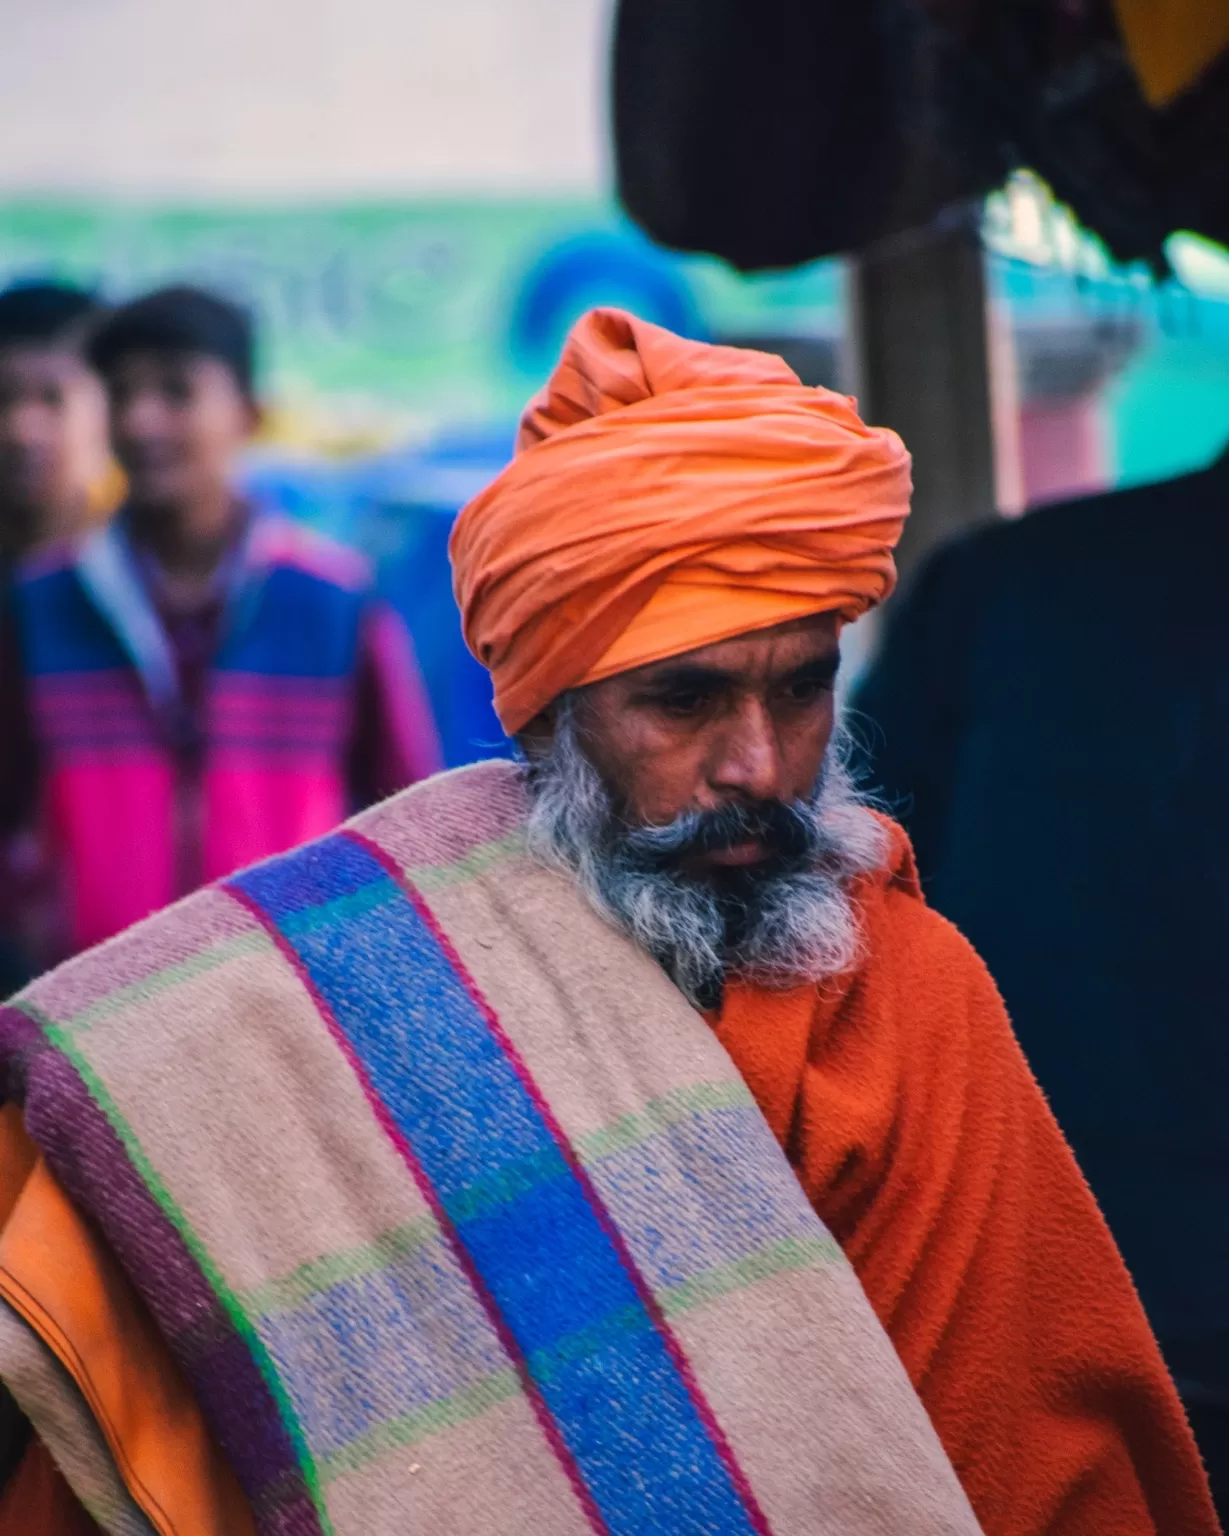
top-left (451, 308), bottom-right (912, 734)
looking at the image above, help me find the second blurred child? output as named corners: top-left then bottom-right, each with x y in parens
top-left (0, 281), bottom-right (113, 570)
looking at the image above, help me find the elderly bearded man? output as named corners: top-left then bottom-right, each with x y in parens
top-left (0, 311), bottom-right (1216, 1536)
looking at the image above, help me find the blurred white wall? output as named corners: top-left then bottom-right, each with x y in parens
top-left (0, 0), bottom-right (610, 195)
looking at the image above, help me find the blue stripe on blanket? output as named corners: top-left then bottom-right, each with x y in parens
top-left (230, 832), bottom-right (765, 1536)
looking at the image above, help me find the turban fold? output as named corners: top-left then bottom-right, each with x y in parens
top-left (451, 308), bottom-right (912, 734)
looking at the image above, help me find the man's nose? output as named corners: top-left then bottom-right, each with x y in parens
top-left (708, 698), bottom-right (786, 803)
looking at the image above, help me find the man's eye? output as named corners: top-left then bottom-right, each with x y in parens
top-left (659, 690), bottom-right (708, 715)
top-left (784, 677), bottom-right (829, 703)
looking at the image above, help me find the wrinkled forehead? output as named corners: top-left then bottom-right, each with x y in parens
top-left (617, 611), bottom-right (841, 689)
top-left (575, 612), bottom-right (842, 720)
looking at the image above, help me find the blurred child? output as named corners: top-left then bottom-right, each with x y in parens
top-left (0, 281), bottom-right (116, 992)
top-left (0, 284), bottom-right (441, 970)
top-left (0, 281), bottom-right (112, 566)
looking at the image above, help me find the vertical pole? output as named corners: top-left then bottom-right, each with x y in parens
top-left (846, 218), bottom-right (1000, 579)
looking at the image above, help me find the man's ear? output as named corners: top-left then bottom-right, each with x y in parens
top-left (243, 396), bottom-right (265, 438)
top-left (515, 705), bottom-right (558, 761)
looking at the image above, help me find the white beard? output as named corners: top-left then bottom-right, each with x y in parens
top-left (523, 702), bottom-right (888, 1010)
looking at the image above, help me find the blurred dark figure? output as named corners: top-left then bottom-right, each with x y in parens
top-left (614, 0), bottom-right (1229, 273)
top-left (0, 285), bottom-right (441, 979)
top-left (852, 447), bottom-right (1229, 1515)
top-left (0, 282), bottom-right (111, 569)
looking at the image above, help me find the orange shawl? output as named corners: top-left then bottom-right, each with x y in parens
top-left (718, 822), bottom-right (1218, 1536)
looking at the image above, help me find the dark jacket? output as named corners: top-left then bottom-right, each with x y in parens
top-left (852, 452), bottom-right (1229, 1400)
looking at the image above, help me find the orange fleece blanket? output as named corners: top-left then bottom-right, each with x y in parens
top-left (717, 821), bottom-right (1218, 1536)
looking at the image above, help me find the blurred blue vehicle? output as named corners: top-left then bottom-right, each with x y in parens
top-left (244, 424), bottom-right (517, 769)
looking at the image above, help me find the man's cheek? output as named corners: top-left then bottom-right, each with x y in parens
top-left (642, 763), bottom-right (706, 828)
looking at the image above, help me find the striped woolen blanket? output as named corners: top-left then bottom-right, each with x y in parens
top-left (0, 761), bottom-right (981, 1536)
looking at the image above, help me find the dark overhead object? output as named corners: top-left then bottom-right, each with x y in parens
top-left (612, 0), bottom-right (1229, 272)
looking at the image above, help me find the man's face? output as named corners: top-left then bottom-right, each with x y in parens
top-left (106, 350), bottom-right (256, 512)
top-left (524, 611), bottom-right (880, 1008)
top-left (0, 344), bottom-right (107, 540)
top-left (561, 611), bottom-right (841, 870)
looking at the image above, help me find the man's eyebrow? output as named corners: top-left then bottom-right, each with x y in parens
top-left (782, 652), bottom-right (841, 684)
top-left (633, 653), bottom-right (840, 694)
top-left (635, 663), bottom-right (737, 692)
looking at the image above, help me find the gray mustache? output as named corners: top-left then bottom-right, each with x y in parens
top-left (620, 798), bottom-right (818, 870)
